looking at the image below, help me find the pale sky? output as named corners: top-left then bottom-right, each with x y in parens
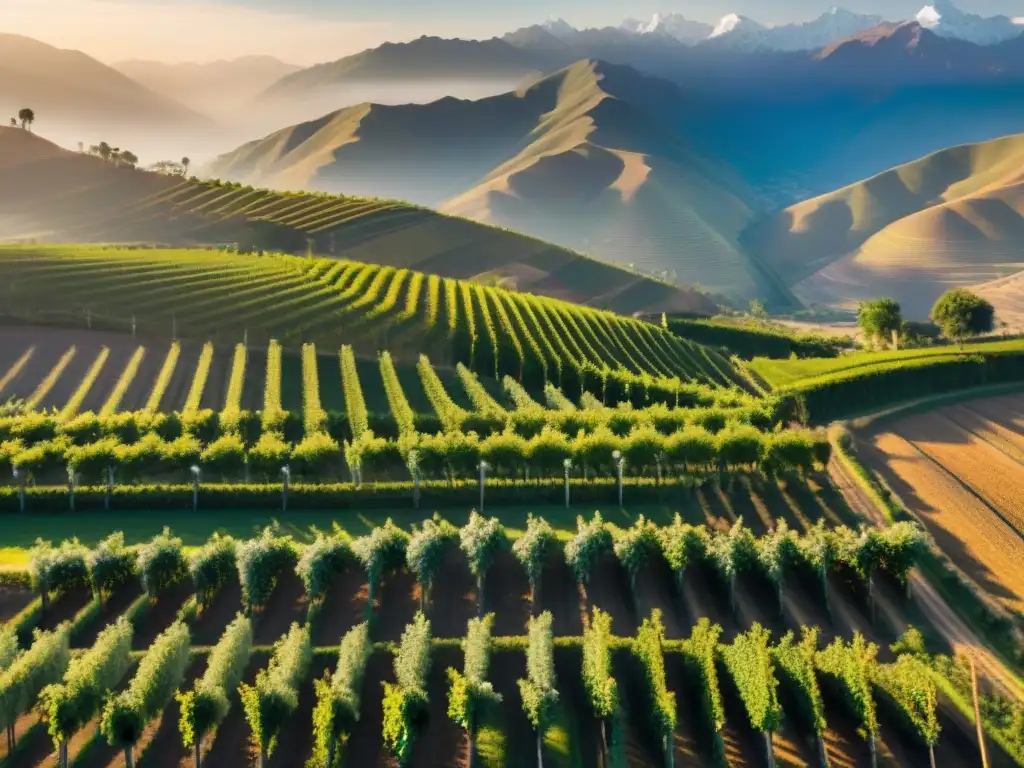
top-left (2, 0), bottom-right (1021, 65)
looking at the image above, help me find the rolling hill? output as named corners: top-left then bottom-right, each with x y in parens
top-left (208, 60), bottom-right (791, 305)
top-left (0, 33), bottom-right (206, 128)
top-left (746, 132), bottom-right (1024, 323)
top-left (0, 126), bottom-right (711, 316)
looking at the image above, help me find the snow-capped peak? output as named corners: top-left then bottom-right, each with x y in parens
top-left (541, 17), bottom-right (578, 39)
top-left (711, 13), bottom-right (748, 38)
top-left (620, 12), bottom-right (714, 42)
top-left (913, 0), bottom-right (1023, 44)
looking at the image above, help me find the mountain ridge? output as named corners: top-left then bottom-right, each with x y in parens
top-left (207, 59), bottom-right (789, 304)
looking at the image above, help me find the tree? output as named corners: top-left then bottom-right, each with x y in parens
top-left (931, 289), bottom-right (995, 348)
top-left (8, 118), bottom-right (15, 128)
top-left (90, 142), bottom-right (112, 162)
top-left (748, 299), bottom-right (767, 320)
top-left (858, 299), bottom-right (903, 349)
top-left (18, 108), bottom-right (35, 131)
top-left (118, 150), bottom-right (139, 169)
top-left (181, 157), bottom-right (191, 176)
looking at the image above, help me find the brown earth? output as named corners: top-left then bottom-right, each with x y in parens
top-left (132, 583), bottom-right (193, 650)
top-left (410, 645), bottom-right (468, 768)
top-left (860, 429), bottom-right (1024, 615)
top-left (429, 549), bottom-right (477, 639)
top-left (0, 584), bottom-right (34, 624)
top-left (481, 549), bottom-right (532, 637)
top-left (372, 568), bottom-right (419, 643)
top-left (73, 582), bottom-right (144, 649)
top-left (537, 554), bottom-right (584, 637)
top-left (310, 566), bottom-right (369, 647)
top-left (253, 571), bottom-right (309, 646)
top-left (340, 650), bottom-right (395, 768)
top-left (36, 587), bottom-right (92, 632)
top-left (191, 577), bottom-right (244, 646)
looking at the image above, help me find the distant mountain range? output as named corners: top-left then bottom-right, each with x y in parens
top-left (0, 33), bottom-right (207, 129)
top-left (541, 0), bottom-right (1020, 52)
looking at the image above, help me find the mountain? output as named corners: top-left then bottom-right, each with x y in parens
top-left (114, 56), bottom-right (300, 117)
top-left (620, 13), bottom-right (714, 42)
top-left (916, 0), bottom-right (1024, 45)
top-left (0, 126), bottom-right (711, 316)
top-left (745, 132), bottom-right (1024, 322)
top-left (260, 37), bottom-right (551, 101)
top-left (705, 7), bottom-right (884, 52)
top-left (0, 34), bottom-right (207, 129)
top-left (207, 60), bottom-right (791, 305)
top-left (542, 17), bottom-right (579, 39)
top-left (814, 21), bottom-right (1020, 76)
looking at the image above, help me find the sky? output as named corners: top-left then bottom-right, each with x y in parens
top-left (2, 0), bottom-right (1021, 64)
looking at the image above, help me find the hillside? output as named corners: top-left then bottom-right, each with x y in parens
top-left (0, 127), bottom-right (710, 316)
top-left (0, 33), bottom-right (206, 128)
top-left (114, 56), bottom-right (301, 116)
top-left (0, 245), bottom-right (741, 391)
top-left (746, 132), bottom-right (1024, 322)
top-left (209, 60), bottom-right (790, 305)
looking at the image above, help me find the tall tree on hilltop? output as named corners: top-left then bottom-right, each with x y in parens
top-left (17, 108), bottom-right (34, 131)
top-left (181, 157), bottom-right (190, 176)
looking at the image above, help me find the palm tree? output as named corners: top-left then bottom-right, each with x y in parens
top-left (17, 108), bottom-right (35, 131)
top-left (181, 157), bottom-right (190, 176)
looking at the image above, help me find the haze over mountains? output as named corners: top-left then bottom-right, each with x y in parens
top-left (5, 0), bottom-right (1024, 324)
top-left (207, 59), bottom-right (786, 304)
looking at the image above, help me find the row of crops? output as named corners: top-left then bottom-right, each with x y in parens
top-left (1, 516), bottom-right (959, 768)
top-left (0, 247), bottom-right (740, 393)
top-left (1, 337), bottom-right (803, 495)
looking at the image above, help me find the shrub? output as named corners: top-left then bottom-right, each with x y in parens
top-left (512, 515), bottom-right (557, 600)
top-left (176, 614), bottom-right (253, 767)
top-left (101, 621), bottom-right (191, 764)
top-left (564, 513), bottom-right (613, 585)
top-left (406, 517), bottom-right (457, 609)
top-left (37, 617), bottom-right (133, 759)
top-left (29, 539), bottom-right (90, 609)
top-left (382, 613), bottom-right (431, 765)
top-left (190, 533), bottom-right (237, 609)
top-left (311, 622), bottom-right (372, 767)
top-left (239, 623), bottom-right (311, 764)
top-left (87, 533), bottom-right (138, 604)
top-left (236, 528), bottom-right (297, 612)
top-left (136, 528), bottom-right (189, 597)
top-left (295, 530), bottom-right (354, 601)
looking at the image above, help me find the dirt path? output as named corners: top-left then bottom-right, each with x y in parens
top-left (830, 453), bottom-right (1024, 701)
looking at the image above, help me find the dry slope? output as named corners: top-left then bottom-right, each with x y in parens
top-left (0, 127), bottom-right (711, 315)
top-left (208, 60), bottom-right (791, 305)
top-left (747, 132), bottom-right (1024, 321)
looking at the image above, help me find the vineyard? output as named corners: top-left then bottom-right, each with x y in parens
top-left (0, 128), bottom-right (711, 316)
top-left (0, 247), bottom-right (743, 393)
top-left (1, 500), bottom-right (1020, 768)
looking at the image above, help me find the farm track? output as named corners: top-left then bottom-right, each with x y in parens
top-left (832, 440), bottom-right (1024, 702)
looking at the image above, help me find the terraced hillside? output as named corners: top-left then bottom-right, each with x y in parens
top-left (746, 132), bottom-right (1024, 323)
top-left (0, 127), bottom-right (709, 316)
top-left (0, 246), bottom-right (745, 394)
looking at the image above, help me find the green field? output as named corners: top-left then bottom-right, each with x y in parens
top-left (748, 338), bottom-right (1024, 389)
